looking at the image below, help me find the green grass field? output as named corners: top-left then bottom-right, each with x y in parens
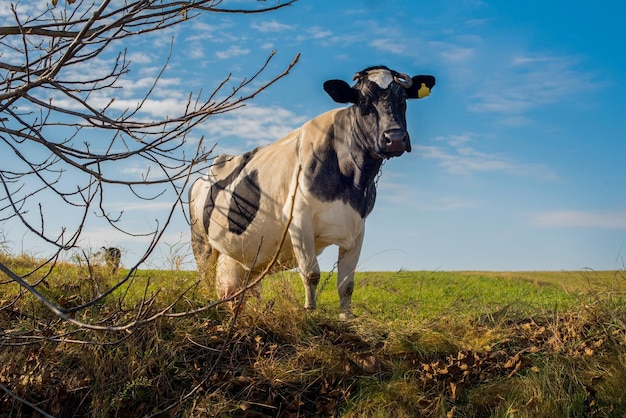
top-left (1, 254), bottom-right (626, 417)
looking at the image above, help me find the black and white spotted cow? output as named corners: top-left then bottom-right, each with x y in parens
top-left (101, 247), bottom-right (121, 274)
top-left (189, 66), bottom-right (435, 319)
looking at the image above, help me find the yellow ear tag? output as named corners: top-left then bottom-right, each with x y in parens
top-left (417, 83), bottom-right (431, 99)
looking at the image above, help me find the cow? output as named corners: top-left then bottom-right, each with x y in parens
top-left (189, 66), bottom-right (435, 319)
top-left (101, 247), bottom-right (121, 274)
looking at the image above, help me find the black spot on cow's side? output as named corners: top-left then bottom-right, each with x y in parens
top-left (202, 149), bottom-right (258, 232)
top-left (306, 145), bottom-right (346, 202)
top-left (228, 170), bottom-right (261, 235)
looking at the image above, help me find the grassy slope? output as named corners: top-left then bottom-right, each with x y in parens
top-left (1, 256), bottom-right (626, 417)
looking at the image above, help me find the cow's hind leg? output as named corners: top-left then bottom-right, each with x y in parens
top-left (190, 207), bottom-right (215, 283)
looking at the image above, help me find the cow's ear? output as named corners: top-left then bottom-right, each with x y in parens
top-left (323, 79), bottom-right (358, 104)
top-left (406, 75), bottom-right (436, 99)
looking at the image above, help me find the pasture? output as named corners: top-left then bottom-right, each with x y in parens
top-left (1, 253), bottom-right (626, 417)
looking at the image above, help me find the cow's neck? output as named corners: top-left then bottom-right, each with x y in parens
top-left (341, 107), bottom-right (384, 188)
top-left (338, 142), bottom-right (382, 191)
top-left (304, 108), bottom-right (383, 218)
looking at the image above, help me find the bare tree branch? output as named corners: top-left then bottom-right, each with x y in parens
top-left (0, 0), bottom-right (301, 359)
top-left (1, 0), bottom-right (299, 250)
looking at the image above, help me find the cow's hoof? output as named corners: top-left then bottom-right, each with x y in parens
top-left (339, 312), bottom-right (355, 321)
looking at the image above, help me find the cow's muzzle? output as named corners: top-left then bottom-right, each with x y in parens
top-left (381, 129), bottom-right (411, 157)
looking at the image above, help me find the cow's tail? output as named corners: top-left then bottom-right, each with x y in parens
top-left (189, 179), bottom-right (219, 291)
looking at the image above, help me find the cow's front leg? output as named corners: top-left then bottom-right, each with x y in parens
top-left (337, 231), bottom-right (364, 320)
top-left (296, 249), bottom-right (320, 311)
top-left (301, 262), bottom-right (320, 310)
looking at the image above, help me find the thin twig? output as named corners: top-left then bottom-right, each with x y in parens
top-left (0, 382), bottom-right (56, 418)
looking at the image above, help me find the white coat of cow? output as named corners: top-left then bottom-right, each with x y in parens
top-left (189, 66), bottom-right (435, 319)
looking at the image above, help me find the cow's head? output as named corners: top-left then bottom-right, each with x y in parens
top-left (323, 66), bottom-right (435, 158)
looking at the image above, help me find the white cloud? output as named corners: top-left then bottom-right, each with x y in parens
top-left (40, 81), bottom-right (193, 122)
top-left (466, 18), bottom-right (491, 27)
top-left (420, 134), bottom-right (558, 180)
top-left (97, 97), bottom-right (189, 118)
top-left (0, 2), bottom-right (48, 19)
top-left (295, 26), bottom-right (335, 42)
top-left (108, 200), bottom-right (175, 212)
top-left (251, 20), bottom-right (295, 33)
top-left (187, 46), bottom-right (205, 60)
top-left (55, 57), bottom-right (117, 84)
top-left (115, 76), bottom-right (185, 97)
top-left (380, 180), bottom-right (480, 212)
top-left (201, 105), bottom-right (309, 147)
top-left (307, 26), bottom-right (333, 39)
top-left (324, 33), bottom-right (364, 48)
top-left (369, 38), bottom-right (408, 55)
top-left (469, 54), bottom-right (599, 114)
top-left (361, 17), bottom-right (479, 66)
top-left (435, 134), bottom-right (470, 147)
top-left (530, 210), bottom-right (626, 229)
top-left (215, 45), bottom-right (251, 59)
top-left (498, 115), bottom-right (534, 126)
top-left (439, 46), bottom-right (474, 62)
top-left (187, 21), bottom-right (232, 40)
top-left (127, 52), bottom-right (153, 65)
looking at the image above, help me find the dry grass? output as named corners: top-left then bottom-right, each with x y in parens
top-left (1, 257), bottom-right (626, 417)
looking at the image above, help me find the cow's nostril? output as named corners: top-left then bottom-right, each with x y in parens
top-left (383, 130), bottom-right (407, 143)
top-left (382, 129), bottom-right (409, 155)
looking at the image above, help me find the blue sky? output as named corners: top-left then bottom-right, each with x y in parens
top-left (4, 0), bottom-right (626, 271)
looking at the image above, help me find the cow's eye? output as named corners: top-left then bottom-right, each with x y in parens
top-left (359, 97), bottom-right (368, 106)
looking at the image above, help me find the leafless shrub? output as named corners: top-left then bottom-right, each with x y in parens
top-left (0, 0), bottom-right (299, 333)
